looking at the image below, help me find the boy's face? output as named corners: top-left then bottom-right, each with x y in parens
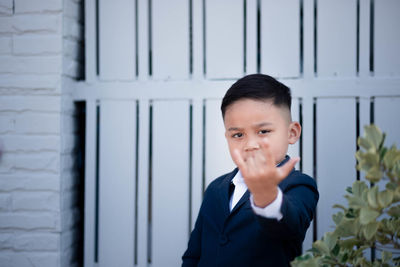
top-left (223, 99), bottom-right (301, 166)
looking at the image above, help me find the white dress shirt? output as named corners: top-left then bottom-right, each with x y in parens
top-left (229, 170), bottom-right (283, 221)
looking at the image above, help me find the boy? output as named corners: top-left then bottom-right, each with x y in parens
top-left (182, 74), bottom-right (319, 267)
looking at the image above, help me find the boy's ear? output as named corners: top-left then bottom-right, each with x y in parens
top-left (288, 121), bottom-right (301, 144)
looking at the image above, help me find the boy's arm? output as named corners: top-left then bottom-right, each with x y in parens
top-left (232, 140), bottom-right (318, 240)
top-left (182, 211), bottom-right (202, 266)
top-left (255, 175), bottom-right (318, 240)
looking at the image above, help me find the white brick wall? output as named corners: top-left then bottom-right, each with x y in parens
top-left (0, 0), bottom-right (83, 266)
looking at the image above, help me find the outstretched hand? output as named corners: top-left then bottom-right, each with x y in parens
top-left (232, 141), bottom-right (299, 208)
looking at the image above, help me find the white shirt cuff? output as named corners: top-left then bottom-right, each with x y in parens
top-left (250, 188), bottom-right (283, 221)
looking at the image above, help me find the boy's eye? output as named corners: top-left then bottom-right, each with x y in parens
top-left (232, 133), bottom-right (243, 138)
top-left (258, 130), bottom-right (270, 135)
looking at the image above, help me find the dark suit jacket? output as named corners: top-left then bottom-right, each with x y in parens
top-left (182, 166), bottom-right (319, 267)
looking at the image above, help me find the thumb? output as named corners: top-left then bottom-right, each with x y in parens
top-left (278, 157), bottom-right (300, 179)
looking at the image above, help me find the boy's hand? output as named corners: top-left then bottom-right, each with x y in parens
top-left (232, 141), bottom-right (300, 208)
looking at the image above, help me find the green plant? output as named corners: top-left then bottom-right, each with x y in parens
top-left (291, 125), bottom-right (400, 267)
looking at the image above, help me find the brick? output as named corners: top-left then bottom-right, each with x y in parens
top-left (13, 34), bottom-right (62, 55)
top-left (63, 38), bottom-right (83, 61)
top-left (0, 56), bottom-right (62, 74)
top-left (0, 74), bottom-right (61, 90)
top-left (13, 233), bottom-right (59, 251)
top-left (0, 0), bottom-right (13, 16)
top-left (15, 0), bottom-right (62, 13)
top-left (0, 114), bottom-right (15, 133)
top-left (63, 16), bottom-right (82, 40)
top-left (0, 213), bottom-right (58, 230)
top-left (0, 253), bottom-right (12, 267)
top-left (28, 252), bottom-right (59, 267)
top-left (0, 95), bottom-right (60, 112)
top-left (0, 17), bottom-right (13, 33)
top-left (11, 152), bottom-right (60, 173)
top-left (0, 193), bottom-right (11, 211)
top-left (13, 14), bottom-right (62, 33)
top-left (15, 113), bottom-right (60, 134)
top-left (0, 233), bottom-right (13, 249)
top-left (0, 174), bottom-right (59, 192)
top-left (12, 192), bottom-right (60, 211)
top-left (0, 135), bottom-right (60, 152)
top-left (63, 0), bottom-right (81, 21)
top-left (0, 37), bottom-right (12, 54)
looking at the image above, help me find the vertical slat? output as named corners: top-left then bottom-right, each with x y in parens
top-left (374, 0), bottom-right (400, 76)
top-left (192, 0), bottom-right (204, 79)
top-left (152, 100), bottom-right (190, 267)
top-left (374, 97), bottom-right (400, 150)
top-left (98, 101), bottom-right (136, 267)
top-left (287, 98), bottom-right (300, 165)
top-left (316, 98), bottom-right (357, 239)
top-left (303, 0), bottom-right (315, 78)
top-left (191, 99), bottom-right (204, 230)
top-left (137, 99), bottom-right (150, 267)
top-left (246, 0), bottom-right (257, 74)
top-left (99, 0), bottom-right (136, 80)
top-left (205, 99), bottom-right (235, 188)
top-left (261, 0), bottom-right (300, 78)
top-left (359, 0), bottom-right (371, 77)
top-left (206, 0), bottom-right (244, 79)
top-left (84, 100), bottom-right (96, 267)
top-left (317, 0), bottom-right (357, 77)
top-left (300, 96), bottom-right (315, 250)
top-left (152, 0), bottom-right (189, 80)
top-left (84, 0), bottom-right (96, 82)
top-left (138, 0), bottom-right (149, 80)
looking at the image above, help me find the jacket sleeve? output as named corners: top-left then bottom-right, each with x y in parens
top-left (181, 208), bottom-right (203, 266)
top-left (256, 173), bottom-right (319, 241)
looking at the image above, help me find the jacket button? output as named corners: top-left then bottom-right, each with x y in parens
top-left (220, 234), bottom-right (229, 245)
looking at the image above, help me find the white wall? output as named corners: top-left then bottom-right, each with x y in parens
top-left (0, 0), bottom-right (83, 266)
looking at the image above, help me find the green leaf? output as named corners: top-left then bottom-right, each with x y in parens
top-left (367, 186), bottom-right (380, 209)
top-left (387, 205), bottom-right (400, 218)
top-left (346, 195), bottom-right (366, 208)
top-left (364, 124), bottom-right (384, 150)
top-left (323, 232), bottom-right (337, 251)
top-left (358, 136), bottom-right (374, 151)
top-left (313, 240), bottom-right (331, 255)
top-left (366, 166), bottom-right (383, 183)
top-left (377, 190), bottom-right (394, 208)
top-left (339, 238), bottom-right (359, 249)
top-left (362, 222), bottom-right (379, 240)
top-left (332, 211), bottom-right (344, 225)
top-left (359, 207), bottom-right (380, 225)
top-left (381, 251), bottom-right (392, 263)
top-left (352, 181), bottom-right (368, 197)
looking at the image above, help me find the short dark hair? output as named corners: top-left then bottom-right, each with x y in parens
top-left (221, 74), bottom-right (292, 118)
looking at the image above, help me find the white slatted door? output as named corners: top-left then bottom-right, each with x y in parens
top-left (316, 98), bottom-right (357, 239)
top-left (261, 0), bottom-right (300, 78)
top-left (152, 0), bottom-right (189, 80)
top-left (374, 0), bottom-right (400, 76)
top-left (317, 0), bottom-right (357, 77)
top-left (98, 101), bottom-right (136, 267)
top-left (152, 100), bottom-right (190, 267)
top-left (374, 97), bottom-right (400, 151)
top-left (206, 0), bottom-right (244, 79)
top-left (205, 99), bottom-right (235, 188)
top-left (98, 0), bottom-right (136, 80)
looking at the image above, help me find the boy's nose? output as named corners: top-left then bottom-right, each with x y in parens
top-left (244, 139), bottom-right (260, 151)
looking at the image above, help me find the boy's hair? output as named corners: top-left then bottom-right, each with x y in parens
top-left (221, 74), bottom-right (292, 118)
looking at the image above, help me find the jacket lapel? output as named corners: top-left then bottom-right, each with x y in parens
top-left (217, 169), bottom-right (238, 220)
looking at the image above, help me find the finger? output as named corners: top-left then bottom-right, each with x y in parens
top-left (260, 140), bottom-right (276, 167)
top-left (232, 149), bottom-right (247, 172)
top-left (278, 157), bottom-right (300, 179)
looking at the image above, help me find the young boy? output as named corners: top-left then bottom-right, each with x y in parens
top-left (182, 74), bottom-right (319, 267)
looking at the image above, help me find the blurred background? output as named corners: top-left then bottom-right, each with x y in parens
top-left (0, 0), bottom-right (399, 266)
